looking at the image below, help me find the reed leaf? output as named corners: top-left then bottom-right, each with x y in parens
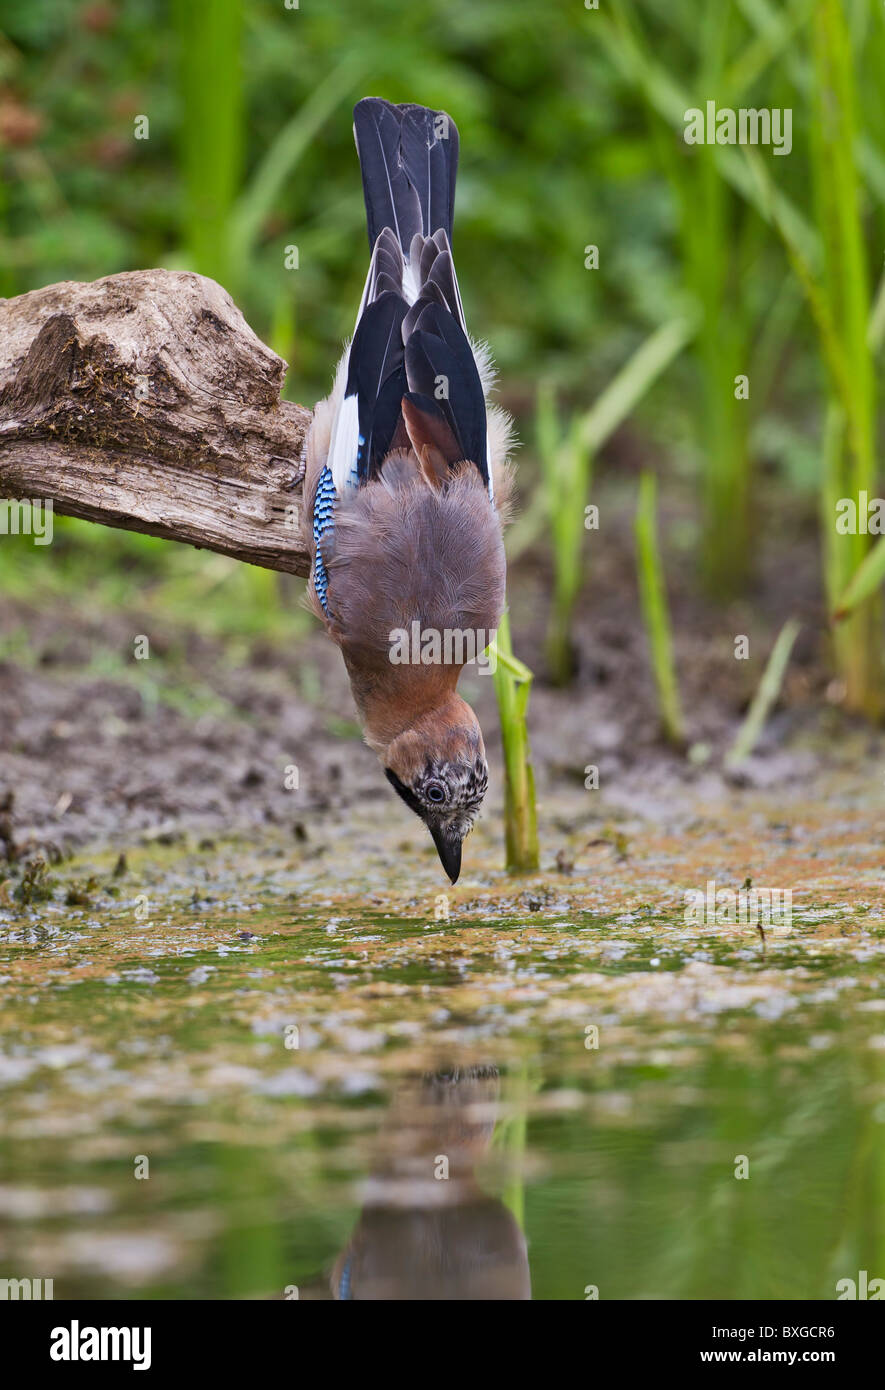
top-left (635, 470), bottom-right (684, 746)
top-left (725, 619), bottom-right (801, 768)
top-left (490, 612), bottom-right (540, 874)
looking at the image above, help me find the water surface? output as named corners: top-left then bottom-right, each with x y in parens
top-left (1, 786), bottom-right (883, 1299)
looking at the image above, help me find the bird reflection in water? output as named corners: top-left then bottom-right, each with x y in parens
top-left (330, 1063), bottom-right (530, 1300)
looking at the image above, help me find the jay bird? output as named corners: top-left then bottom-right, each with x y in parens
top-left (329, 1065), bottom-right (531, 1299)
top-left (303, 98), bottom-right (513, 883)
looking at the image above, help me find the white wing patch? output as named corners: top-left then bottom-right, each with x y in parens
top-left (328, 390), bottom-right (361, 494)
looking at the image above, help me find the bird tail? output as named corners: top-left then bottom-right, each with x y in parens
top-left (353, 97), bottom-right (460, 255)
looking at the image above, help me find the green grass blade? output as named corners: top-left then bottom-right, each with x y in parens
top-left (866, 263), bottom-right (885, 352)
top-left (635, 471), bottom-right (684, 746)
top-left (577, 314), bottom-right (697, 455)
top-left (491, 611), bottom-right (540, 874)
top-left (833, 537), bottom-right (885, 621)
top-left (808, 0), bottom-right (880, 714)
top-left (173, 0), bottom-right (243, 289)
top-left (227, 53), bottom-right (363, 277)
top-left (598, 6), bottom-right (819, 261)
top-left (725, 619), bottom-right (801, 768)
top-left (511, 314), bottom-right (693, 569)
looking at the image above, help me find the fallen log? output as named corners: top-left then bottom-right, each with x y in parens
top-left (0, 268), bottom-right (312, 575)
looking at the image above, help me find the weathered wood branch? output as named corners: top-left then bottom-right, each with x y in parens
top-left (0, 269), bottom-right (312, 575)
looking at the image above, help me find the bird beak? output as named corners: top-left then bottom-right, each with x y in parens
top-left (429, 821), bottom-right (462, 884)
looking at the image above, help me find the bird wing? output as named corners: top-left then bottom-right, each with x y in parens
top-left (403, 306), bottom-right (488, 483)
top-left (326, 233), bottom-right (398, 492)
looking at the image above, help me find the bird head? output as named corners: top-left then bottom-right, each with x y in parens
top-left (383, 695), bottom-right (488, 883)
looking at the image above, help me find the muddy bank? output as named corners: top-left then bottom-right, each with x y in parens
top-left (0, 477), bottom-right (879, 865)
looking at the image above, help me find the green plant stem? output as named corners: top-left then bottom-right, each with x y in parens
top-left (537, 315), bottom-right (695, 684)
top-left (173, 0), bottom-right (243, 290)
top-left (490, 612), bottom-right (539, 874)
top-left (635, 471), bottom-right (684, 746)
top-left (725, 619), bottom-right (801, 768)
top-left (809, 0), bottom-right (880, 717)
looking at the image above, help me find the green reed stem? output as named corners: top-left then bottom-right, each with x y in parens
top-left (635, 471), bottom-right (684, 746)
top-left (490, 612), bottom-right (540, 874)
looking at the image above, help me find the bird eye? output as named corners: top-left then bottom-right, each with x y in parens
top-left (426, 780), bottom-right (446, 804)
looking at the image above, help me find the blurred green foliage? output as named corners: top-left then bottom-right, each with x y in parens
top-left (0, 0), bottom-right (800, 398)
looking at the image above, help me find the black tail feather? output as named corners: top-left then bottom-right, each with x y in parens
top-left (353, 98), bottom-right (460, 252)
